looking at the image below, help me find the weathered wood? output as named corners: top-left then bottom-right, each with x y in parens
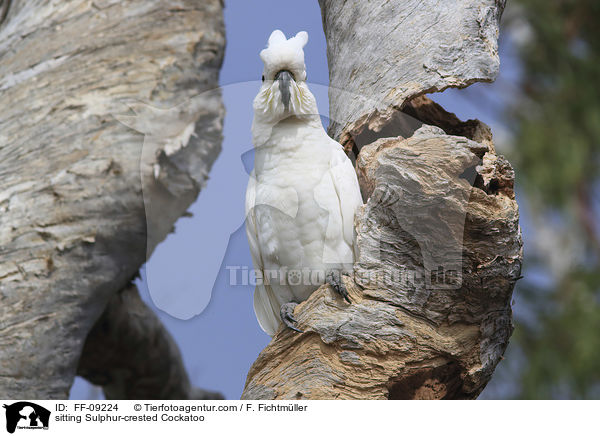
top-left (0, 0), bottom-right (224, 398)
top-left (320, 0), bottom-right (505, 149)
top-left (242, 0), bottom-right (521, 400)
top-left (0, 1), bottom-right (9, 25)
top-left (77, 283), bottom-right (223, 400)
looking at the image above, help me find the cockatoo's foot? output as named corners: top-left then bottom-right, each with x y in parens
top-left (280, 302), bottom-right (303, 333)
top-left (326, 271), bottom-right (351, 303)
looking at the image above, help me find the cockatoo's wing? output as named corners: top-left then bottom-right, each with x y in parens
top-left (314, 142), bottom-right (363, 267)
top-left (329, 143), bottom-right (363, 253)
top-left (245, 172), bottom-right (282, 336)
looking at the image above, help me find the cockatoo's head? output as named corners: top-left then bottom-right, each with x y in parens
top-left (253, 30), bottom-right (318, 124)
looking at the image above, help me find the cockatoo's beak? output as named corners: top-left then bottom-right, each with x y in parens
top-left (275, 70), bottom-right (293, 112)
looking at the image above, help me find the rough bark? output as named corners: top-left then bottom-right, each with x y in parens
top-left (77, 283), bottom-right (223, 400)
top-left (242, 0), bottom-right (521, 400)
top-left (321, 0), bottom-right (506, 150)
top-left (0, 0), bottom-right (224, 398)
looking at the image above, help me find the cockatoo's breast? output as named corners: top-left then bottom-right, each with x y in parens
top-left (251, 119), bottom-right (353, 302)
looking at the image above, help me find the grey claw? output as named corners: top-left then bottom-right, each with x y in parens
top-left (326, 271), bottom-right (352, 303)
top-left (287, 324), bottom-right (304, 333)
top-left (280, 302), bottom-right (304, 333)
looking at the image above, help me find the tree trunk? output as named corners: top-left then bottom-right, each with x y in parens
top-left (77, 283), bottom-right (223, 400)
top-left (242, 0), bottom-right (521, 400)
top-left (0, 0), bottom-right (224, 398)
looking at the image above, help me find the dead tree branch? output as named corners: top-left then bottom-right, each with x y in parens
top-left (0, 0), bottom-right (225, 398)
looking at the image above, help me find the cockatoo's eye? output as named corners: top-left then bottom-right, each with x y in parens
top-left (261, 75), bottom-right (265, 82)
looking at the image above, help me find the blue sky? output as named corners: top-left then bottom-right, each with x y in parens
top-left (71, 1), bottom-right (525, 400)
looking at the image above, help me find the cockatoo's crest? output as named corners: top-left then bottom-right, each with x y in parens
top-left (260, 30), bottom-right (308, 80)
top-left (267, 29), bottom-right (287, 46)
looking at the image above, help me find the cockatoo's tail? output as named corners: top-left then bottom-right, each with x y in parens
top-left (253, 30), bottom-right (318, 129)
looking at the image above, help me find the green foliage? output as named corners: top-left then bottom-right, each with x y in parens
top-left (513, 0), bottom-right (600, 207)
top-left (515, 269), bottom-right (600, 398)
top-left (505, 0), bottom-right (600, 399)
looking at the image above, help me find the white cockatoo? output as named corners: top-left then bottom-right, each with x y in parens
top-left (245, 30), bottom-right (363, 336)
